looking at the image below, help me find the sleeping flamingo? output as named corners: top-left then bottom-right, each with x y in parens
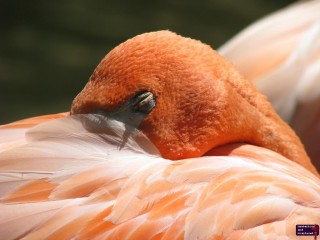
top-left (0, 30), bottom-right (319, 239)
top-left (219, 0), bottom-right (320, 171)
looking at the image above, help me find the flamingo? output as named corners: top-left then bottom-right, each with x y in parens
top-left (219, 0), bottom-right (320, 170)
top-left (0, 29), bottom-right (320, 240)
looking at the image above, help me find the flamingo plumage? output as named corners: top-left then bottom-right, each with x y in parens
top-left (219, 0), bottom-right (320, 171)
top-left (1, 115), bottom-right (320, 239)
top-left (1, 12), bottom-right (320, 240)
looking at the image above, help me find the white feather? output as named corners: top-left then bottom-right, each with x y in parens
top-left (0, 115), bottom-right (319, 239)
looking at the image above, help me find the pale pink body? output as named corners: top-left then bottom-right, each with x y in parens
top-left (0, 114), bottom-right (319, 239)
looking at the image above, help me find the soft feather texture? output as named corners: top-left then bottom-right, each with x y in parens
top-left (0, 115), bottom-right (319, 240)
top-left (219, 0), bottom-right (320, 171)
top-left (219, 0), bottom-right (320, 85)
top-left (0, 113), bottom-right (68, 153)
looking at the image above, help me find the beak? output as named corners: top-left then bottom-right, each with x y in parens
top-left (96, 91), bottom-right (156, 129)
top-left (77, 91), bottom-right (156, 148)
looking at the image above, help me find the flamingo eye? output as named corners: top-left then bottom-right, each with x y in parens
top-left (132, 91), bottom-right (156, 114)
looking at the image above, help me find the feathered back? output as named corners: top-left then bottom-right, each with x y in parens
top-left (0, 115), bottom-right (319, 239)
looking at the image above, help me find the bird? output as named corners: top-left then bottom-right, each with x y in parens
top-left (0, 30), bottom-right (319, 240)
top-left (219, 0), bottom-right (320, 171)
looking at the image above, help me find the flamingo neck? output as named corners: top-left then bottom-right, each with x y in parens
top-left (215, 71), bottom-right (318, 175)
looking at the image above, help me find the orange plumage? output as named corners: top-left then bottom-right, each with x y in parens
top-left (1, 2), bottom-right (320, 239)
top-left (71, 30), bottom-right (317, 174)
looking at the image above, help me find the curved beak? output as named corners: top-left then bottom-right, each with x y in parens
top-left (96, 91), bottom-right (156, 129)
top-left (78, 91), bottom-right (156, 149)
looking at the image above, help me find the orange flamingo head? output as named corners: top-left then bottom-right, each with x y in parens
top-left (71, 30), bottom-right (315, 173)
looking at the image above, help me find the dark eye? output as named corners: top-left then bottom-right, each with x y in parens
top-left (132, 91), bottom-right (156, 114)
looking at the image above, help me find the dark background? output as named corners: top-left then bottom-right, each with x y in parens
top-left (0, 0), bottom-right (295, 124)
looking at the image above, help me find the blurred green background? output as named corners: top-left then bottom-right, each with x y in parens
top-left (1, 0), bottom-right (295, 124)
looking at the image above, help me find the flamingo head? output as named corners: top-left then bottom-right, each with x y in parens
top-left (70, 31), bottom-right (310, 165)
